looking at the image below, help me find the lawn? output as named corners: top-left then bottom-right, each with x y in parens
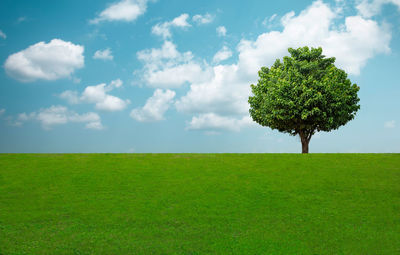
top-left (0, 154), bottom-right (399, 254)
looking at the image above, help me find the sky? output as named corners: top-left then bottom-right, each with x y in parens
top-left (0, 0), bottom-right (399, 153)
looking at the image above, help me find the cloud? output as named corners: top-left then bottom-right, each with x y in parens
top-left (187, 113), bottom-right (255, 132)
top-left (213, 46), bottom-right (232, 63)
top-left (136, 40), bottom-right (211, 88)
top-left (90, 0), bottom-right (149, 24)
top-left (269, 14), bottom-right (277, 23)
top-left (130, 89), bottom-right (175, 122)
top-left (152, 13), bottom-right (191, 39)
top-left (93, 48), bottom-right (113, 60)
top-left (17, 17), bottom-right (27, 23)
top-left (262, 14), bottom-right (278, 28)
top-left (82, 85), bottom-right (128, 111)
top-left (0, 109), bottom-right (5, 116)
top-left (175, 64), bottom-right (249, 116)
top-left (60, 90), bottom-right (80, 104)
top-left (176, 0), bottom-right (392, 131)
top-left (0, 30), bottom-right (6, 39)
top-left (170, 13), bottom-right (191, 27)
top-left (109, 78), bottom-right (123, 88)
top-left (60, 79), bottom-right (129, 111)
top-left (4, 39), bottom-right (84, 82)
top-left (356, 0), bottom-right (400, 18)
top-left (384, 120), bottom-right (396, 128)
top-left (237, 0), bottom-right (391, 76)
top-left (85, 121), bottom-right (104, 130)
top-left (216, 26), bottom-right (227, 36)
top-left (15, 105), bottom-right (103, 130)
top-left (192, 13), bottom-right (214, 24)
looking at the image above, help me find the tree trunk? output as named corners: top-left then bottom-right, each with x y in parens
top-left (301, 139), bottom-right (309, 154)
top-left (299, 131), bottom-right (311, 154)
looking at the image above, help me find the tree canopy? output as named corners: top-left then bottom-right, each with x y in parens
top-left (248, 46), bottom-right (360, 153)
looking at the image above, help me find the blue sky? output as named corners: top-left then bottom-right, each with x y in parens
top-left (0, 0), bottom-right (399, 153)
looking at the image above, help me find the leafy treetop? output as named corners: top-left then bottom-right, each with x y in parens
top-left (248, 46), bottom-right (360, 153)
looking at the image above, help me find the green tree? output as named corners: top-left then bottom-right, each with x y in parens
top-left (249, 47), bottom-right (360, 153)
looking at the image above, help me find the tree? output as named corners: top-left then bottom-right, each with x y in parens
top-left (248, 47), bottom-right (360, 153)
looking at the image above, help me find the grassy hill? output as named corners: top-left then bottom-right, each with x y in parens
top-left (0, 154), bottom-right (399, 254)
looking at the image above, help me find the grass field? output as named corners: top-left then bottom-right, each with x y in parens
top-left (0, 154), bottom-right (399, 254)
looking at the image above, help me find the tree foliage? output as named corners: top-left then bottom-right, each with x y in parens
top-left (249, 47), bottom-right (360, 153)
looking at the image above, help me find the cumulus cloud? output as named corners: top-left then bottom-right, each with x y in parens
top-left (59, 90), bottom-right (80, 104)
top-left (216, 26), bottom-right (227, 37)
top-left (0, 109), bottom-right (5, 116)
top-left (4, 39), bottom-right (84, 82)
top-left (130, 89), bottom-right (175, 122)
top-left (213, 46), bottom-right (233, 63)
top-left (384, 120), bottom-right (396, 128)
top-left (356, 0), bottom-right (400, 18)
top-left (175, 64), bottom-right (249, 116)
top-left (60, 79), bottom-right (129, 111)
top-left (81, 84), bottom-right (128, 111)
top-left (187, 113), bottom-right (255, 132)
top-left (136, 40), bottom-right (211, 88)
top-left (90, 0), bottom-right (149, 24)
top-left (0, 30), bottom-right (6, 39)
top-left (93, 48), bottom-right (113, 60)
top-left (192, 13), bottom-right (214, 24)
top-left (175, 0), bottom-right (392, 131)
top-left (15, 105), bottom-right (103, 130)
top-left (152, 14), bottom-right (191, 39)
top-left (237, 1), bottom-right (391, 76)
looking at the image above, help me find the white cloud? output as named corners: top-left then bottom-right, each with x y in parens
top-left (80, 82), bottom-right (128, 111)
top-left (0, 109), bottom-right (5, 116)
top-left (216, 26), bottom-right (227, 37)
top-left (0, 30), bottom-right (6, 39)
top-left (4, 39), bottom-right (84, 82)
top-left (192, 13), bottom-right (214, 24)
top-left (16, 105), bottom-right (103, 130)
top-left (93, 48), bottom-right (113, 60)
top-left (137, 40), bottom-right (181, 62)
top-left (109, 78), bottom-right (123, 88)
top-left (152, 14), bottom-right (191, 39)
top-left (60, 79), bottom-right (129, 111)
top-left (130, 89), bottom-right (175, 122)
top-left (356, 0), bottom-right (400, 18)
top-left (213, 46), bottom-right (232, 63)
top-left (269, 14), bottom-right (277, 22)
top-left (237, 1), bottom-right (391, 76)
top-left (384, 120), bottom-right (396, 128)
top-left (85, 121), bottom-right (104, 130)
top-left (262, 14), bottom-right (278, 27)
top-left (7, 112), bottom-right (31, 127)
top-left (171, 14), bottom-right (191, 27)
top-left (187, 113), bottom-right (255, 132)
top-left (136, 41), bottom-right (211, 88)
top-left (90, 0), bottom-right (149, 24)
top-left (143, 63), bottom-right (207, 88)
top-left (60, 90), bottom-right (80, 104)
top-left (17, 112), bottom-right (33, 122)
top-left (176, 0), bottom-right (392, 131)
top-left (175, 64), bottom-right (250, 116)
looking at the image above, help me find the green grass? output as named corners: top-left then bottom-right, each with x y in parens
top-left (0, 154), bottom-right (399, 254)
